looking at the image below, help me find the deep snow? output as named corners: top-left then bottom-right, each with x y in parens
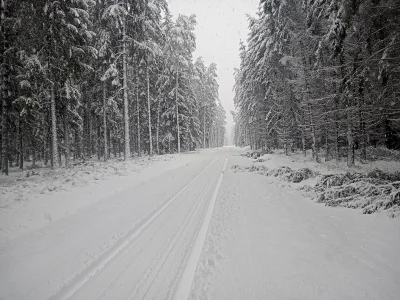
top-left (192, 150), bottom-right (400, 300)
top-left (237, 148), bottom-right (400, 216)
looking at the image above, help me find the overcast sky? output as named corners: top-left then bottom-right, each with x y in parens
top-left (167, 0), bottom-right (259, 145)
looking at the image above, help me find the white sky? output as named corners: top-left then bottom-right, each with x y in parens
top-left (167, 0), bottom-right (259, 145)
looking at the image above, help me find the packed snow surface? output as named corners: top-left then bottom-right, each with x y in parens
top-left (1, 148), bottom-right (399, 300)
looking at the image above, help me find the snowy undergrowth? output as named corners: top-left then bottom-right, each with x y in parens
top-left (313, 171), bottom-right (400, 217)
top-left (233, 149), bottom-right (400, 217)
top-left (232, 164), bottom-right (318, 183)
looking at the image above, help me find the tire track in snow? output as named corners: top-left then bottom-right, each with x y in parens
top-left (126, 169), bottom-right (217, 300)
top-left (47, 158), bottom-right (217, 300)
top-left (173, 156), bottom-right (228, 300)
top-left (93, 178), bottom-right (192, 300)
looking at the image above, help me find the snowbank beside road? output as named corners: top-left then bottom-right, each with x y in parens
top-left (244, 148), bottom-right (400, 174)
top-left (193, 157), bottom-right (400, 300)
top-left (234, 149), bottom-right (400, 216)
top-left (0, 153), bottom-right (200, 241)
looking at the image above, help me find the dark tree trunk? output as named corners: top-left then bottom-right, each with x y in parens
top-left (19, 117), bottom-right (23, 169)
top-left (64, 106), bottom-right (70, 166)
top-left (103, 80), bottom-right (108, 161)
top-left (136, 73), bottom-right (141, 157)
top-left (31, 138), bottom-right (36, 169)
top-left (97, 115), bottom-right (101, 160)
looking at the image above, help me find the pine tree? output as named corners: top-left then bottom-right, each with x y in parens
top-left (233, 0), bottom-right (400, 163)
top-left (0, 0), bottom-right (227, 175)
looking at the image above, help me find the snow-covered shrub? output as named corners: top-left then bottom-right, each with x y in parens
top-left (255, 158), bottom-right (267, 163)
top-left (245, 165), bottom-right (269, 174)
top-left (291, 168), bottom-right (315, 183)
top-left (313, 170), bottom-right (400, 216)
top-left (319, 174), bottom-right (347, 188)
top-left (266, 166), bottom-right (293, 178)
top-left (367, 168), bottom-right (400, 182)
top-left (244, 150), bottom-right (269, 159)
top-left (299, 185), bottom-right (313, 192)
top-left (233, 164), bottom-right (317, 183)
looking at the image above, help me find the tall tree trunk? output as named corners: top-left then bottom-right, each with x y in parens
top-left (0, 127), bottom-right (2, 172)
top-left (308, 102), bottom-right (318, 162)
top-left (42, 112), bottom-right (46, 164)
top-left (175, 72), bottom-right (180, 153)
top-left (76, 127), bottom-right (83, 160)
top-left (136, 73), bottom-right (141, 156)
top-left (103, 80), bottom-right (108, 161)
top-left (253, 122), bottom-right (256, 150)
top-left (156, 96), bottom-right (161, 155)
top-left (203, 108), bottom-right (206, 148)
top-left (334, 94), bottom-right (340, 161)
top-left (301, 126), bottom-right (306, 157)
top-left (64, 105), bottom-right (70, 167)
top-left (283, 127), bottom-right (288, 156)
top-left (347, 115), bottom-right (354, 167)
top-left (217, 123), bottom-right (220, 148)
top-left (340, 55), bottom-right (354, 167)
top-left (1, 99), bottom-right (8, 175)
top-left (97, 115), bottom-right (101, 160)
top-left (50, 83), bottom-right (58, 169)
top-left (107, 127), bottom-right (111, 158)
top-left (243, 123), bottom-right (247, 147)
top-left (325, 130), bottom-right (329, 162)
top-left (358, 77), bottom-right (367, 160)
top-left (304, 72), bottom-right (317, 161)
top-left (19, 117), bottom-right (23, 169)
top-left (209, 126), bottom-right (211, 148)
top-left (122, 16), bottom-right (130, 160)
top-left (86, 99), bottom-right (92, 158)
top-left (146, 63), bottom-right (153, 156)
top-left (322, 72), bottom-right (330, 162)
top-left (58, 146), bottom-right (62, 167)
top-left (31, 137), bottom-right (36, 169)
top-left (45, 112), bottom-right (50, 166)
top-left (301, 44), bottom-right (318, 162)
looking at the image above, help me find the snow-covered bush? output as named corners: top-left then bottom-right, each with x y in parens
top-left (235, 161), bottom-right (400, 216)
top-left (233, 164), bottom-right (317, 183)
top-left (266, 166), bottom-right (293, 178)
top-left (367, 168), bottom-right (400, 181)
top-left (314, 170), bottom-right (400, 216)
top-left (291, 168), bottom-right (315, 183)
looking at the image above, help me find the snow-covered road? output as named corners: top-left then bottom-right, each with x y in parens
top-left (0, 150), bottom-right (227, 300)
top-left (1, 148), bottom-right (399, 300)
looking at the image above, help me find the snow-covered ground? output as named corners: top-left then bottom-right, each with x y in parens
top-left (235, 148), bottom-right (400, 217)
top-left (246, 147), bottom-right (400, 175)
top-left (193, 151), bottom-right (400, 299)
top-left (1, 148), bottom-right (399, 300)
top-left (0, 153), bottom-right (202, 241)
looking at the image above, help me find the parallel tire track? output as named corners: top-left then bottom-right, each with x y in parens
top-left (126, 170), bottom-right (217, 300)
top-left (47, 158), bottom-right (217, 300)
top-left (173, 156), bottom-right (228, 300)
